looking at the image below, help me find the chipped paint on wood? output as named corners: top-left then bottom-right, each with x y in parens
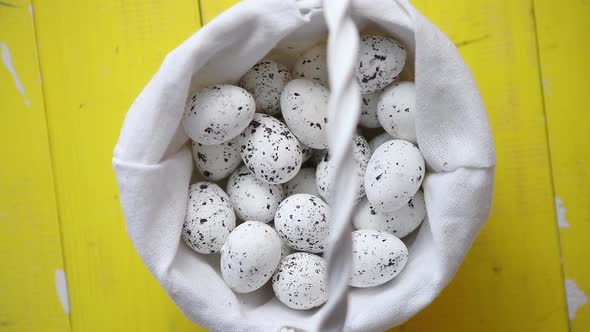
top-left (555, 197), bottom-right (570, 229)
top-left (565, 279), bottom-right (588, 320)
top-left (55, 269), bottom-right (70, 314)
top-left (1, 42), bottom-right (30, 106)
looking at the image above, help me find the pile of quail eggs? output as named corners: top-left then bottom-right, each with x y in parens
top-left (181, 35), bottom-right (425, 310)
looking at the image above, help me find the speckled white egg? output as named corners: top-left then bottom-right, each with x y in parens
top-left (192, 138), bottom-right (241, 181)
top-left (227, 165), bottom-right (285, 223)
top-left (377, 81), bottom-right (417, 144)
top-left (353, 190), bottom-right (426, 238)
top-left (280, 79), bottom-right (329, 149)
top-left (188, 182), bottom-right (232, 208)
top-left (272, 253), bottom-right (328, 309)
top-left (301, 143), bottom-right (313, 163)
top-left (240, 60), bottom-right (291, 115)
top-left (368, 132), bottom-right (394, 153)
top-left (182, 85), bottom-right (255, 145)
top-left (237, 114), bottom-right (302, 184)
top-left (284, 168), bottom-right (320, 197)
top-left (359, 89), bottom-right (383, 128)
top-left (292, 44), bottom-right (329, 85)
top-left (349, 229), bottom-right (408, 288)
top-left (356, 35), bottom-right (406, 94)
top-left (365, 140), bottom-right (425, 212)
top-left (220, 221), bottom-right (282, 293)
top-left (316, 134), bottom-right (370, 202)
top-left (182, 203), bottom-right (236, 254)
top-left (274, 194), bottom-right (329, 253)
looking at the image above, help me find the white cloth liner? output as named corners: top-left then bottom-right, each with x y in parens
top-left (112, 0), bottom-right (495, 331)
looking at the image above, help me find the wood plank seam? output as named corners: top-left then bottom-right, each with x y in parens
top-left (196, 0), bottom-right (204, 28)
top-left (29, 0), bottom-right (73, 329)
top-left (529, 2), bottom-right (571, 331)
top-left (30, 1), bottom-right (206, 330)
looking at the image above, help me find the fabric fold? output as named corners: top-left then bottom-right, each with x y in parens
top-left (112, 0), bottom-right (495, 330)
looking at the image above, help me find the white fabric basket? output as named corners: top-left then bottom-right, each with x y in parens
top-left (112, 0), bottom-right (496, 331)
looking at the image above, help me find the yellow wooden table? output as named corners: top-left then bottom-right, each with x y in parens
top-left (1, 0), bottom-right (588, 331)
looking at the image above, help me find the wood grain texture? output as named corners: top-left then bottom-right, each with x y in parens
top-left (31, 0), bottom-right (203, 331)
top-left (0, 2), bottom-right (70, 331)
top-left (534, 0), bottom-right (590, 330)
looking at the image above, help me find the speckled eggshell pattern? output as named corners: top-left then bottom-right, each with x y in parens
top-left (182, 84), bottom-right (255, 145)
top-left (182, 190), bottom-right (236, 254)
top-left (188, 182), bottom-right (232, 208)
top-left (377, 81), bottom-right (417, 144)
top-left (238, 114), bottom-right (302, 184)
top-left (220, 221), bottom-right (282, 293)
top-left (283, 168), bottom-right (320, 197)
top-left (272, 252), bottom-right (328, 310)
top-left (359, 89), bottom-right (384, 128)
top-left (274, 194), bottom-right (329, 253)
top-left (316, 134), bottom-right (370, 202)
top-left (365, 140), bottom-right (425, 212)
top-left (280, 79), bottom-right (329, 149)
top-left (292, 44), bottom-right (329, 85)
top-left (353, 190), bottom-right (426, 238)
top-left (192, 138), bottom-right (241, 181)
top-left (349, 229), bottom-right (408, 288)
top-left (369, 132), bottom-right (394, 153)
top-left (227, 165), bottom-right (285, 223)
top-left (356, 35), bottom-right (406, 94)
top-left (240, 60), bottom-right (291, 115)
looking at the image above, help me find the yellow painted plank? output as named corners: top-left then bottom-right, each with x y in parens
top-left (200, 1), bottom-right (569, 331)
top-left (397, 0), bottom-right (569, 330)
top-left (534, 0), bottom-right (590, 329)
top-left (0, 2), bottom-right (70, 331)
top-left (199, 1), bottom-right (234, 24)
top-left (32, 1), bottom-right (203, 331)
